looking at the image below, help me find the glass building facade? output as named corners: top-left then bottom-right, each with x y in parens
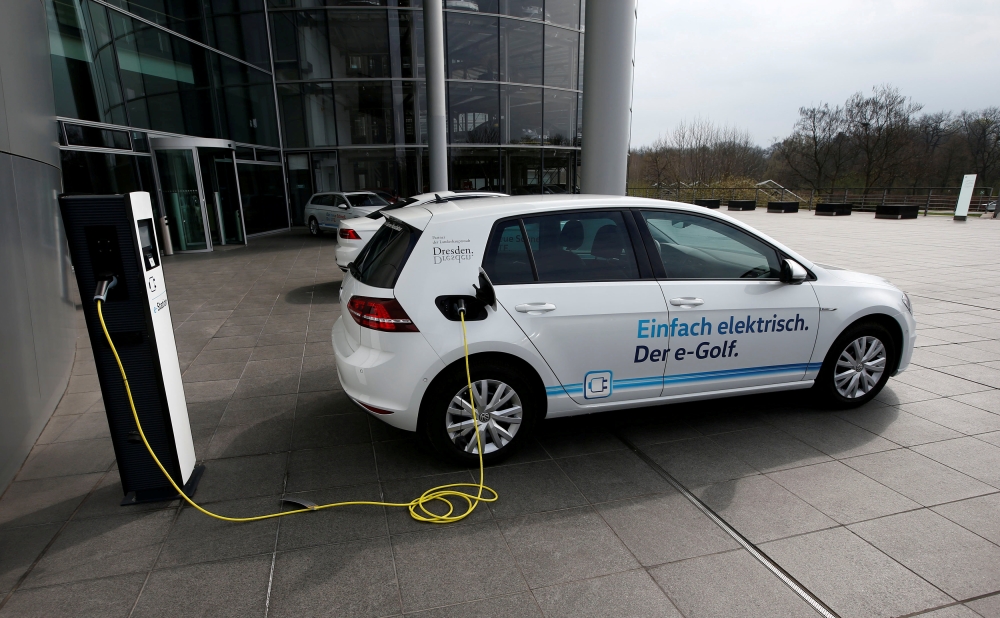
top-left (44, 0), bottom-right (584, 239)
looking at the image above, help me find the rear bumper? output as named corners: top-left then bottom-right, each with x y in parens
top-left (332, 316), bottom-right (443, 431)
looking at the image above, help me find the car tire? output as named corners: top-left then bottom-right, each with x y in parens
top-left (308, 217), bottom-right (322, 236)
top-left (421, 360), bottom-right (540, 466)
top-left (814, 321), bottom-right (896, 408)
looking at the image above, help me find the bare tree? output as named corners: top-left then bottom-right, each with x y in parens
top-left (959, 107), bottom-right (1000, 187)
top-left (844, 84), bottom-right (923, 191)
top-left (775, 104), bottom-right (851, 190)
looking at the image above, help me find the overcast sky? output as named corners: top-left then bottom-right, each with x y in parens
top-left (630, 0), bottom-right (1000, 148)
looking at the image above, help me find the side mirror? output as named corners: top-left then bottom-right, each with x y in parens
top-left (780, 258), bottom-right (808, 284)
top-left (337, 203), bottom-right (349, 210)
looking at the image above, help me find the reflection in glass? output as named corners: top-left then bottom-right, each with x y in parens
top-left (450, 148), bottom-right (501, 191)
top-left (286, 153), bottom-right (313, 225)
top-left (278, 83), bottom-right (337, 148)
top-left (60, 151), bottom-right (149, 194)
top-left (198, 148), bottom-right (245, 245)
top-left (544, 27), bottom-right (578, 89)
top-left (402, 82), bottom-right (427, 144)
top-left (545, 0), bottom-right (581, 28)
top-left (155, 149), bottom-right (209, 251)
top-left (64, 124), bottom-right (131, 149)
top-left (446, 0), bottom-right (498, 12)
top-left (45, 0), bottom-right (127, 124)
top-left (312, 151), bottom-right (340, 192)
top-left (504, 148), bottom-right (541, 195)
top-left (214, 56), bottom-right (281, 147)
top-left (543, 149), bottom-right (574, 193)
top-left (336, 82), bottom-right (394, 145)
top-left (338, 150), bottom-right (397, 192)
top-left (543, 88), bottom-right (576, 145)
top-left (502, 85), bottom-right (541, 144)
top-left (270, 11), bottom-right (331, 81)
top-left (396, 10), bottom-right (424, 78)
top-left (446, 13), bottom-right (498, 81)
top-left (500, 18), bottom-right (542, 85)
top-left (238, 164), bottom-right (290, 235)
top-left (329, 11), bottom-right (390, 78)
top-left (500, 0), bottom-right (543, 20)
top-left (398, 148), bottom-right (427, 196)
top-left (449, 82), bottom-right (499, 144)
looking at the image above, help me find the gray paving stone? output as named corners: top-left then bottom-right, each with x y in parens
top-left (181, 362), bottom-right (246, 383)
top-left (762, 411), bottom-right (897, 459)
top-left (901, 398), bottom-right (1000, 435)
top-left (916, 606), bottom-right (986, 618)
top-left (761, 527), bottom-right (952, 618)
top-left (850, 509), bottom-right (1000, 600)
top-left (967, 594), bottom-right (1000, 617)
top-left (194, 453), bottom-right (287, 503)
top-left (649, 549), bottom-right (819, 618)
top-left (642, 436), bottom-right (757, 487)
top-left (931, 493), bottom-right (1000, 546)
top-left (0, 573), bottom-right (146, 618)
top-left (876, 381), bottom-right (942, 405)
top-left (232, 372), bottom-right (300, 399)
top-left (0, 473), bottom-right (103, 528)
top-left (155, 496), bottom-right (280, 568)
top-left (555, 448), bottom-right (673, 503)
top-left (708, 425), bottom-right (832, 472)
top-left (15, 439), bottom-right (115, 481)
top-left (379, 471), bottom-right (491, 535)
top-left (277, 483), bottom-right (388, 550)
top-left (403, 592), bottom-right (543, 618)
top-left (132, 555), bottom-right (271, 618)
top-left (842, 448), bottom-right (995, 506)
top-left (482, 460), bottom-right (587, 518)
top-left (893, 368), bottom-right (993, 397)
top-left (533, 569), bottom-right (681, 618)
top-left (0, 523), bottom-right (61, 594)
top-left (205, 418), bottom-right (294, 459)
top-left (392, 522), bottom-right (522, 612)
top-left (913, 437), bottom-right (1000, 487)
top-left (286, 444), bottom-right (378, 492)
top-left (835, 405), bottom-right (963, 446)
top-left (291, 413), bottom-right (371, 450)
top-left (499, 506), bottom-right (638, 588)
top-left (952, 390), bottom-right (1000, 414)
top-left (220, 393), bottom-right (297, 426)
top-left (595, 492), bottom-right (740, 566)
top-left (183, 379), bottom-right (239, 403)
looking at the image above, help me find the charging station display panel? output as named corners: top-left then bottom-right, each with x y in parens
top-left (59, 192), bottom-right (197, 503)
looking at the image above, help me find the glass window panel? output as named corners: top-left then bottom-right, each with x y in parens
top-left (335, 82), bottom-right (394, 145)
top-left (328, 11), bottom-right (390, 78)
top-left (398, 0), bottom-right (422, 6)
top-left (500, 0), bottom-right (543, 20)
top-left (132, 131), bottom-right (150, 152)
top-left (396, 10), bottom-right (424, 78)
top-left (577, 31), bottom-right (584, 90)
top-left (60, 150), bottom-right (144, 194)
top-left (545, 0), bottom-right (580, 28)
top-left (640, 211), bottom-right (782, 279)
top-left (542, 148), bottom-right (572, 193)
top-left (575, 91), bottom-right (582, 147)
top-left (445, 0), bottom-right (498, 13)
top-left (543, 88), bottom-right (575, 145)
top-left (523, 211), bottom-right (639, 281)
top-left (235, 146), bottom-right (256, 160)
top-left (213, 55), bottom-right (281, 146)
top-left (499, 18), bottom-right (542, 85)
top-left (238, 163), bottom-right (290, 234)
top-left (278, 82), bottom-right (337, 148)
top-left (450, 147), bottom-right (501, 191)
top-left (484, 220), bottom-right (534, 284)
top-left (312, 151), bottom-right (340, 192)
top-left (503, 147), bottom-right (541, 194)
top-left (64, 124), bottom-right (132, 149)
top-left (269, 11), bottom-right (331, 81)
top-left (446, 13), bottom-right (498, 81)
top-left (448, 82), bottom-right (499, 144)
top-left (338, 150), bottom-right (397, 192)
top-left (44, 0), bottom-right (128, 124)
top-left (502, 85), bottom-right (541, 144)
top-left (398, 148), bottom-right (426, 197)
top-left (543, 26), bottom-right (577, 89)
top-left (402, 82), bottom-right (427, 144)
top-left (257, 150), bottom-right (281, 162)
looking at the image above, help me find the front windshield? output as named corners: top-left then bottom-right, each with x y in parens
top-left (345, 193), bottom-right (389, 207)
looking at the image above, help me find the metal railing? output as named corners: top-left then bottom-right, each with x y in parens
top-left (627, 183), bottom-right (997, 215)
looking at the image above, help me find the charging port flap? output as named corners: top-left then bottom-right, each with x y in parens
top-left (435, 296), bottom-right (488, 321)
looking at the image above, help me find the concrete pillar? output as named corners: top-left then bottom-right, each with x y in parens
top-left (423, 0), bottom-right (448, 191)
top-left (580, 0), bottom-right (637, 195)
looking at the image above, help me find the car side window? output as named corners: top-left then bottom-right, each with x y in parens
top-left (483, 221), bottom-right (534, 284)
top-left (334, 195), bottom-right (348, 208)
top-left (523, 211), bottom-right (640, 282)
top-left (640, 211), bottom-right (781, 279)
top-left (313, 195), bottom-right (335, 206)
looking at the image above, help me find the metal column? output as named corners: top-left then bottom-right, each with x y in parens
top-left (580, 0), bottom-right (637, 195)
top-left (423, 0), bottom-right (448, 191)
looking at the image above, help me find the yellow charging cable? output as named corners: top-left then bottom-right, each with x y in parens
top-left (97, 299), bottom-right (497, 523)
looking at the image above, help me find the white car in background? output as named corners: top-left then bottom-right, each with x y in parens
top-left (305, 191), bottom-right (390, 236)
top-left (335, 191), bottom-right (506, 271)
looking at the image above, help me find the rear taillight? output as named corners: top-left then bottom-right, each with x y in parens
top-left (339, 228), bottom-right (362, 240)
top-left (347, 296), bottom-right (419, 332)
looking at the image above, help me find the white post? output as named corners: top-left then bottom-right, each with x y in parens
top-left (423, 0), bottom-right (448, 192)
top-left (580, 0), bottom-right (637, 195)
top-left (954, 174), bottom-right (976, 221)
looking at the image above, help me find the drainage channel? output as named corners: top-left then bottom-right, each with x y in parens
top-left (615, 432), bottom-right (841, 618)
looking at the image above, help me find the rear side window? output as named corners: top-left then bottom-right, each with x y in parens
top-left (352, 218), bottom-right (420, 289)
top-left (484, 221), bottom-right (534, 284)
top-left (312, 194), bottom-right (334, 206)
top-left (524, 211), bottom-right (639, 282)
top-left (347, 193), bottom-right (389, 207)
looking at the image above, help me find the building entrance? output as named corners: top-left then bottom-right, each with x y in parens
top-left (151, 138), bottom-right (246, 252)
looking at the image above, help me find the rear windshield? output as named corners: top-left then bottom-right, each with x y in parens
top-left (351, 218), bottom-right (420, 288)
top-left (345, 193), bottom-right (389, 207)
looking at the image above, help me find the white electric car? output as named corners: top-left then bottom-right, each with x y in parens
top-left (333, 196), bottom-right (916, 464)
top-left (304, 191), bottom-right (390, 235)
top-left (335, 191), bottom-right (506, 270)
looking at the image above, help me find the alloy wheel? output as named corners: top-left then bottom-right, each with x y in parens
top-left (446, 379), bottom-right (522, 454)
top-left (309, 219), bottom-right (319, 235)
top-left (834, 336), bottom-right (887, 398)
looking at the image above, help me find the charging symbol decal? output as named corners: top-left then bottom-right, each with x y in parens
top-left (584, 371), bottom-right (612, 399)
top-left (147, 275), bottom-right (158, 293)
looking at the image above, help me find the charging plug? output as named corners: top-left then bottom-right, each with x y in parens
top-left (455, 298), bottom-right (467, 317)
top-left (94, 276), bottom-right (118, 302)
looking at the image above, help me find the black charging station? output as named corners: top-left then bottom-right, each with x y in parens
top-left (60, 192), bottom-right (202, 505)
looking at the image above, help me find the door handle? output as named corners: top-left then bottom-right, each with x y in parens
top-left (669, 297), bottom-right (704, 307)
top-left (515, 303), bottom-right (556, 314)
